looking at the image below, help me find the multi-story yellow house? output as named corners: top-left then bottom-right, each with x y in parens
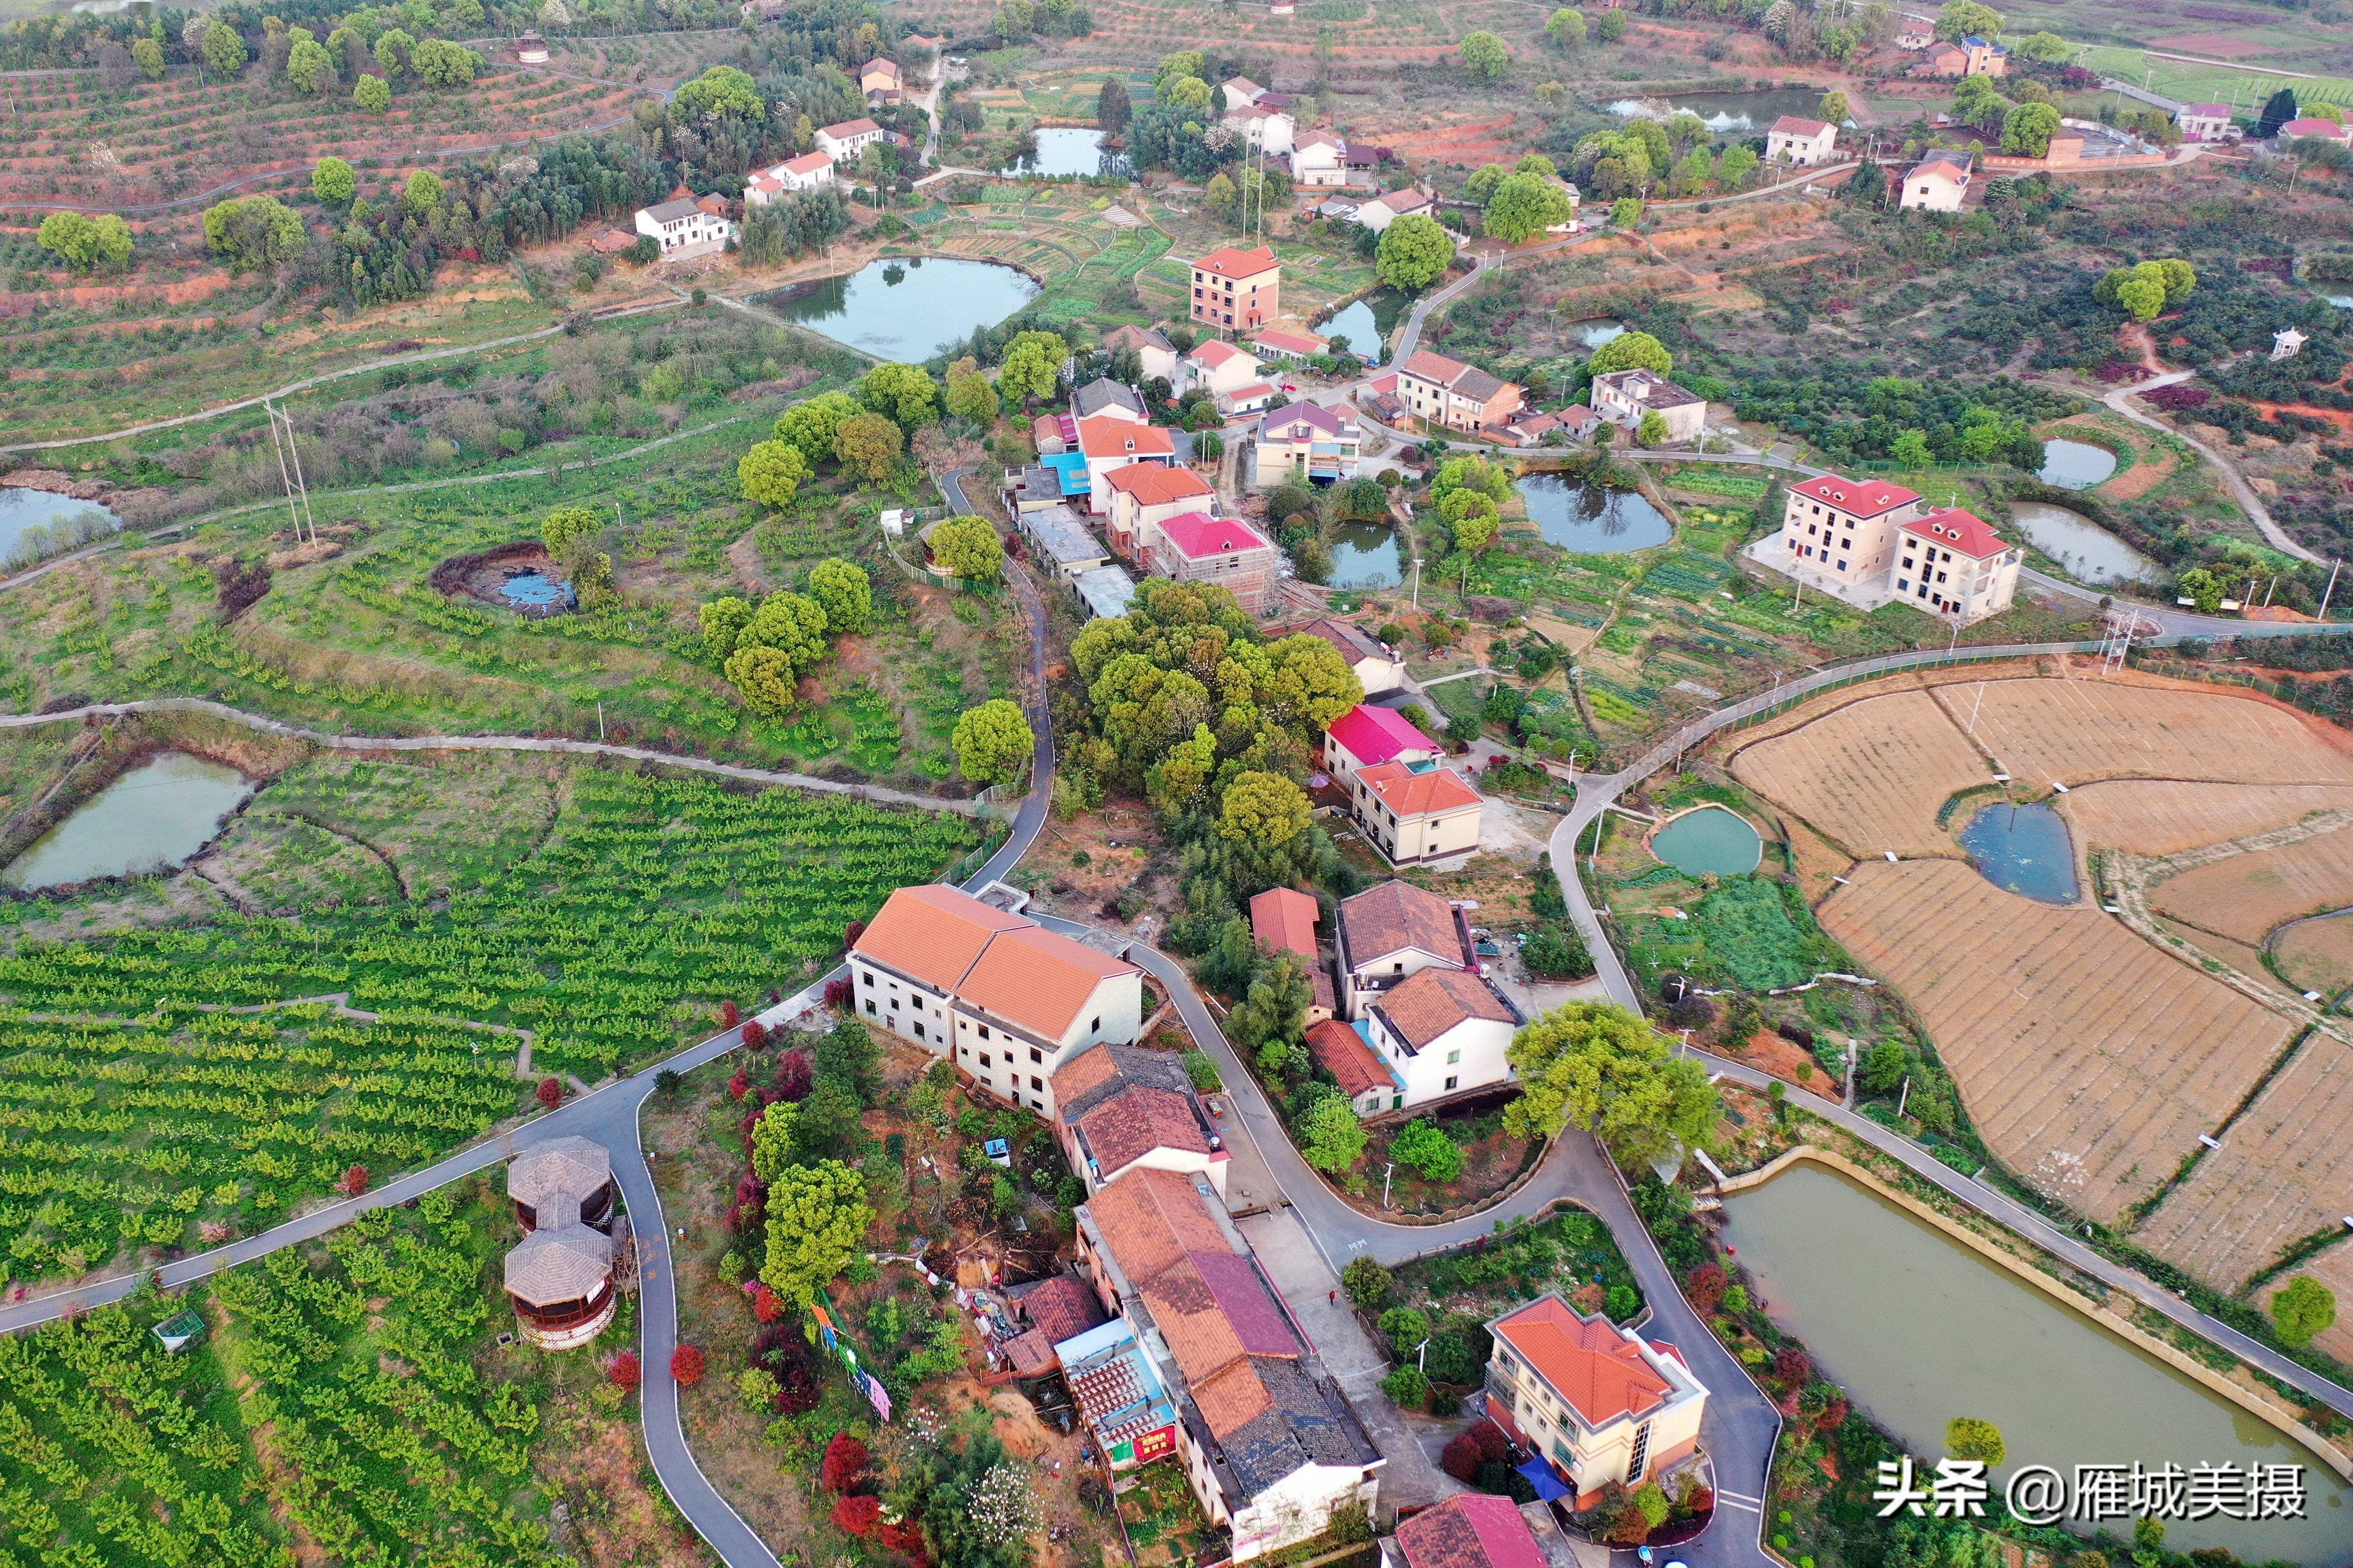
top-left (1482, 1293), bottom-right (1711, 1510)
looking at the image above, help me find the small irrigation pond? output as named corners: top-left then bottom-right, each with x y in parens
top-left (753, 257), bottom-right (1040, 361)
top-left (1, 489), bottom-right (121, 571)
top-left (2010, 502), bottom-right (2162, 588)
top-left (1958, 799), bottom-right (2077, 903)
top-left (1649, 805), bottom-right (1762, 876)
top-left (2039, 438), bottom-right (2119, 491)
top-left (1315, 289), bottom-right (1405, 364)
top-left (2, 752), bottom-right (255, 891)
top-left (1325, 522), bottom-right (1402, 589)
top-left (1000, 127), bottom-right (1126, 178)
top-left (1723, 1163), bottom-right (2352, 1564)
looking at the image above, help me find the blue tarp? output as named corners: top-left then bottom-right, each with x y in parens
top-left (1516, 1456), bottom-right (1573, 1502)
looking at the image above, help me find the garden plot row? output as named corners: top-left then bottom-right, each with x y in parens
top-left (1819, 857), bottom-right (2298, 1230)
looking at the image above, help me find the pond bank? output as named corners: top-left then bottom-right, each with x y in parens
top-left (1717, 1145), bottom-right (2353, 1487)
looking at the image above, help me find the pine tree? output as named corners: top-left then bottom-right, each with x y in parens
top-left (2258, 86), bottom-right (2299, 138)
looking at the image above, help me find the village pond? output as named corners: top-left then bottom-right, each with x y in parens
top-left (2009, 501), bottom-right (2162, 588)
top-left (1325, 521), bottom-right (1402, 589)
top-left (1315, 289), bottom-right (1404, 365)
top-left (753, 257), bottom-right (1041, 361)
top-left (2038, 439), bottom-right (2120, 491)
top-left (0, 489), bottom-right (119, 571)
top-left (999, 127), bottom-right (1124, 179)
top-left (2, 752), bottom-right (255, 890)
top-left (1517, 474), bottom-right (1674, 553)
top-left (1722, 1163), bottom-right (2352, 1565)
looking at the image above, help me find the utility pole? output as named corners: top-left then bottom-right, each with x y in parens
top-left (1382, 1163), bottom-right (1394, 1210)
top-left (2319, 559), bottom-right (2341, 621)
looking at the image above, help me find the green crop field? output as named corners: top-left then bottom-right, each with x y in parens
top-left (2074, 45), bottom-right (2353, 111)
top-left (0, 757), bottom-right (979, 1283)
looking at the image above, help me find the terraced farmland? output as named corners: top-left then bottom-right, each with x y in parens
top-left (2149, 820), bottom-right (2353, 948)
top-left (1728, 688), bottom-right (1994, 859)
top-left (1819, 858), bottom-right (2298, 1227)
top-left (2057, 780), bottom-right (2353, 858)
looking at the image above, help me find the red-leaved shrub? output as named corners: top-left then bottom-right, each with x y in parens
top-left (536, 1077), bottom-right (564, 1109)
top-left (721, 999), bottom-right (741, 1027)
top-left (608, 1350), bottom-right (642, 1391)
top-left (825, 975), bottom-right (854, 1010)
top-left (339, 1165), bottom-right (369, 1197)
top-left (672, 1345), bottom-right (706, 1386)
top-left (832, 1495), bottom-right (882, 1537)
top-left (728, 1068), bottom-right (752, 1101)
top-left (743, 1019), bottom-right (769, 1050)
top-left (1439, 1432), bottom-right (1485, 1483)
top-left (821, 1432), bottom-right (871, 1493)
top-left (1684, 1262), bottom-right (1727, 1315)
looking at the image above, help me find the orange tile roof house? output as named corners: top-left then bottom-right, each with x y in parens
top-left (1104, 322), bottom-right (1182, 385)
top-left (1077, 415), bottom-right (1178, 516)
top-left (850, 883), bottom-right (1144, 1115)
top-left (1352, 758), bottom-right (1484, 868)
top-left (1249, 886), bottom-right (1335, 1019)
top-left (1361, 964), bottom-right (1520, 1109)
top-left (1304, 1018), bottom-right (1401, 1115)
top-left (1334, 878), bottom-right (1474, 1020)
top-left (1395, 350), bottom-right (1524, 435)
top-left (1185, 337), bottom-right (1266, 398)
top-left (1074, 1167), bottom-right (1384, 1560)
top-left (1104, 462), bottom-right (1217, 561)
top-left (1483, 1293), bottom-right (1709, 1510)
top-left (1191, 245), bottom-right (1282, 334)
top-left (1765, 114), bottom-right (1837, 166)
top-left (1051, 1042), bottom-right (1229, 1196)
top-left (859, 56), bottom-right (902, 103)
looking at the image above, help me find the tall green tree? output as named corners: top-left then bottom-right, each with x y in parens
top-left (759, 1161), bottom-right (873, 1307)
top-left (1545, 8), bottom-right (1587, 47)
top-left (36, 212), bottom-right (132, 271)
top-left (1458, 29), bottom-right (1509, 78)
top-left (1934, 0), bottom-right (2002, 40)
top-left (930, 515), bottom-right (1005, 581)
top-left (739, 439), bottom-right (812, 509)
top-left (1503, 1002), bottom-right (1721, 1167)
top-left (860, 362), bottom-right (941, 427)
top-left (833, 412), bottom-right (905, 482)
top-left (1587, 329), bottom-right (1672, 378)
top-left (952, 699), bottom-right (1035, 785)
top-left (2272, 1275), bottom-right (2337, 1348)
top-left (1301, 1093), bottom-right (1368, 1172)
top-left (1097, 76), bottom-right (1132, 131)
top-left (1217, 770), bottom-right (1312, 850)
top-left (201, 18), bottom-right (246, 75)
top-left (777, 391), bottom-right (862, 467)
top-left (2258, 86), bottom-right (2300, 138)
top-left (808, 558), bottom-right (874, 635)
top-left (202, 195), bottom-right (302, 272)
top-left (999, 329), bottom-right (1068, 406)
top-left (1485, 172), bottom-right (1574, 244)
top-left (312, 156), bottom-right (358, 206)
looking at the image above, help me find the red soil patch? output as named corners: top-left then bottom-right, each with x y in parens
top-left (2251, 400), bottom-right (2353, 433)
top-left (1729, 1029), bottom-right (1834, 1095)
top-left (2147, 32), bottom-right (2272, 58)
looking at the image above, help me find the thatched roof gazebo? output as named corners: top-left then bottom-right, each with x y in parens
top-left (508, 1135), bottom-right (614, 1232)
top-left (504, 1188), bottom-right (618, 1350)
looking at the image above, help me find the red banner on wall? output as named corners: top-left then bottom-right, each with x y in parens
top-left (1135, 1426), bottom-right (1177, 1464)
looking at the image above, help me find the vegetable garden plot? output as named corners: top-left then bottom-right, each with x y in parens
top-left (1820, 859), bottom-right (2298, 1229)
top-left (2138, 1030), bottom-right (2353, 1292)
top-left (0, 1009), bottom-right (522, 1282)
top-left (2056, 780), bottom-right (2353, 859)
top-left (1728, 689), bottom-right (1992, 860)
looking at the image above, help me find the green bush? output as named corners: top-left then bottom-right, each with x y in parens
top-left (1689, 878), bottom-right (1827, 990)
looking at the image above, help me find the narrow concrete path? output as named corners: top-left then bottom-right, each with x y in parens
top-left (2089, 368), bottom-right (2322, 563)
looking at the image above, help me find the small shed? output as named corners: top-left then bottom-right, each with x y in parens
top-left (152, 1308), bottom-right (206, 1354)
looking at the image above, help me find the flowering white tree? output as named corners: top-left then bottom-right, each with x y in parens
top-left (965, 1462), bottom-right (1042, 1549)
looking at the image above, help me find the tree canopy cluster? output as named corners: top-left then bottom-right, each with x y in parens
top-left (2094, 256), bottom-right (2197, 323)
top-left (1731, 366), bottom-right (2060, 472)
top-left (1503, 1001), bottom-right (1721, 1168)
top-left (699, 559), bottom-right (873, 715)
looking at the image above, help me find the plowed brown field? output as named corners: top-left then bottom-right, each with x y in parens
top-left (1963, 678), bottom-right (2353, 790)
top-left (2150, 822), bottom-right (2353, 945)
top-left (2138, 1032), bottom-right (2353, 1290)
top-left (2057, 781), bottom-right (2353, 856)
top-left (1728, 689), bottom-right (1991, 858)
top-left (2275, 916), bottom-right (2353, 996)
top-left (1819, 859), bottom-right (2297, 1226)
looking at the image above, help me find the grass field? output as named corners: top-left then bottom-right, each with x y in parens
top-left (2073, 44), bottom-right (2353, 112)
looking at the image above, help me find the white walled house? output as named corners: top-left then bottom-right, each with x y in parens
top-left (814, 116), bottom-right (888, 161)
top-left (1361, 965), bottom-right (1519, 1107)
top-left (850, 883), bottom-right (1144, 1116)
top-left (1077, 415), bottom-right (1178, 516)
top-left (1589, 368), bottom-right (1707, 445)
top-left (1334, 878), bottom-right (1475, 1020)
top-left (1104, 462), bottom-right (1217, 561)
top-left (1354, 187), bottom-right (1434, 235)
top-left (1766, 114), bottom-right (1837, 165)
top-left (1104, 323), bottom-right (1182, 385)
top-left (2177, 102), bottom-right (2234, 141)
top-left (748, 151), bottom-right (836, 205)
top-left (1291, 131), bottom-right (1349, 186)
top-left (1222, 101), bottom-right (1296, 155)
top-left (1185, 338), bottom-right (1265, 397)
top-left (1323, 703), bottom-right (1443, 790)
top-left (634, 198), bottom-right (735, 255)
top-left (1899, 149), bottom-right (1970, 211)
top-left (1051, 1042), bottom-right (1229, 1197)
top-left (1295, 617), bottom-right (1404, 693)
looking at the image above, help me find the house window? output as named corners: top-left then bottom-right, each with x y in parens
top-left (1029, 1047), bottom-right (1043, 1064)
top-left (1091, 1016), bottom-right (1102, 1033)
top-left (865, 999), bottom-right (876, 1015)
top-left (1447, 1050), bottom-right (1461, 1065)
top-left (1445, 1075), bottom-right (1458, 1090)
top-left (978, 1024), bottom-right (992, 1039)
top-left (889, 995), bottom-right (901, 1010)
top-left (861, 970), bottom-right (874, 986)
top-left (1629, 1420), bottom-right (1653, 1482)
top-left (979, 1054), bottom-right (992, 1068)
top-left (914, 1022), bottom-right (926, 1041)
top-left (1031, 1075), bottom-right (1044, 1092)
